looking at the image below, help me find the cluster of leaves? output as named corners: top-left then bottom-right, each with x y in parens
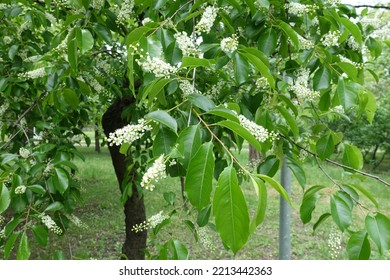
top-left (1, 0), bottom-right (390, 259)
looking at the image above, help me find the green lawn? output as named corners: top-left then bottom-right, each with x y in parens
top-left (32, 145), bottom-right (390, 260)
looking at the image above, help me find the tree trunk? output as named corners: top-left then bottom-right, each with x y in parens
top-left (372, 144), bottom-right (379, 160)
top-left (249, 145), bottom-right (260, 162)
top-left (102, 97), bottom-right (147, 260)
top-left (94, 122), bottom-right (101, 153)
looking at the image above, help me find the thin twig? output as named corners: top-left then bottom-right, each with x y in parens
top-left (353, 5), bottom-right (390, 10)
top-left (279, 133), bottom-right (390, 187)
top-left (13, 92), bottom-right (47, 128)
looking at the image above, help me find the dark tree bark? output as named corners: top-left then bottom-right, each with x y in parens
top-left (94, 122), bottom-right (101, 153)
top-left (102, 96), bottom-right (147, 260)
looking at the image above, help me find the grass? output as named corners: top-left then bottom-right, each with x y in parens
top-left (31, 145), bottom-right (390, 260)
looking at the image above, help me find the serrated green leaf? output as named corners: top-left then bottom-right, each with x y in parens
top-left (153, 128), bottom-right (177, 157)
top-left (185, 142), bottom-right (215, 210)
top-left (343, 144), bottom-right (363, 170)
top-left (331, 193), bottom-right (352, 231)
top-left (213, 166), bottom-right (249, 253)
top-left (16, 232), bottom-right (30, 260)
top-left (347, 231), bottom-right (371, 260)
top-left (365, 213), bottom-right (390, 254)
top-left (316, 134), bottom-right (335, 160)
top-left (188, 93), bottom-right (215, 112)
top-left (146, 110), bottom-right (177, 133)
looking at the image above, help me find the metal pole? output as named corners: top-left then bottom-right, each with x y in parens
top-left (279, 156), bottom-right (291, 260)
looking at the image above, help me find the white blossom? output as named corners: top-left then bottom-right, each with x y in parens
top-left (0, 103), bottom-right (8, 115)
top-left (338, 55), bottom-right (363, 69)
top-left (174, 32), bottom-right (203, 57)
top-left (106, 118), bottom-right (152, 146)
top-left (198, 227), bottom-right (216, 252)
top-left (116, 0), bottom-right (134, 25)
top-left (324, 0), bottom-right (340, 7)
top-left (137, 55), bottom-right (179, 78)
top-left (39, 214), bottom-right (62, 235)
top-left (195, 6), bottom-right (218, 34)
top-left (131, 221), bottom-right (148, 233)
top-left (15, 185), bottom-right (27, 194)
top-left (18, 67), bottom-right (47, 80)
top-left (148, 211), bottom-right (169, 228)
top-left (332, 105), bottom-right (344, 114)
top-left (347, 36), bottom-right (360, 51)
top-left (19, 147), bottom-right (31, 159)
top-left (220, 34), bottom-right (238, 54)
top-left (65, 213), bottom-right (88, 229)
top-left (92, 0), bottom-right (105, 9)
top-left (4, 36), bottom-right (12, 45)
top-left (206, 81), bottom-right (224, 98)
top-left (298, 34), bottom-right (314, 50)
top-left (255, 77), bottom-right (269, 90)
top-left (140, 154), bottom-right (167, 191)
top-left (321, 31), bottom-right (341, 47)
top-left (239, 115), bottom-right (274, 143)
top-left (0, 215), bottom-right (4, 226)
top-left (289, 68), bottom-right (320, 102)
top-left (142, 17), bottom-right (152, 25)
top-left (45, 12), bottom-right (57, 25)
top-left (43, 163), bottom-right (54, 176)
top-left (179, 80), bottom-right (201, 96)
top-left (328, 229), bottom-right (342, 260)
top-left (287, 2), bottom-right (317, 17)
top-left (0, 228), bottom-right (4, 239)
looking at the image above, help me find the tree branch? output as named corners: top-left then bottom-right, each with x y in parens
top-left (353, 5), bottom-right (390, 10)
top-left (279, 133), bottom-right (390, 187)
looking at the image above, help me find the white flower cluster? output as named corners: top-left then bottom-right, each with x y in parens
top-left (83, 73), bottom-right (108, 95)
top-left (206, 81), bottom-right (224, 98)
top-left (131, 211), bottom-right (169, 232)
top-left (39, 214), bottom-right (62, 235)
top-left (287, 2), bottom-right (317, 17)
top-left (299, 149), bottom-right (308, 162)
top-left (179, 80), bottom-right (201, 96)
top-left (220, 34), bottom-right (238, 54)
top-left (347, 36), bottom-right (360, 51)
top-left (116, 0), bottom-right (134, 25)
top-left (324, 0), bottom-right (340, 7)
top-left (96, 59), bottom-right (115, 76)
top-left (321, 31), bottom-right (341, 47)
top-left (0, 215), bottom-right (5, 226)
top-left (174, 32), bottom-right (203, 57)
top-left (65, 213), bottom-right (88, 229)
top-left (195, 6), bottom-right (218, 34)
top-left (18, 67), bottom-right (47, 80)
top-left (45, 12), bottom-right (57, 25)
top-left (137, 55), bottom-right (180, 78)
top-left (19, 147), bottom-right (31, 159)
top-left (332, 105), bottom-right (344, 114)
top-left (198, 227), bottom-right (216, 252)
top-left (140, 154), bottom-right (167, 191)
top-left (328, 229), bottom-right (342, 260)
top-left (43, 163), bottom-right (54, 177)
top-left (14, 185), bottom-right (27, 194)
top-left (24, 55), bottom-right (41, 63)
top-left (142, 17), bottom-right (152, 25)
top-left (338, 55), bottom-right (363, 69)
top-left (289, 68), bottom-right (320, 102)
top-left (0, 103), bottom-right (8, 115)
top-left (255, 77), bottom-right (269, 90)
top-left (148, 211), bottom-right (169, 228)
top-left (0, 228), bottom-right (4, 239)
top-left (4, 36), bottom-right (12, 45)
top-left (298, 34), bottom-right (314, 50)
top-left (239, 115), bottom-right (276, 143)
top-left (106, 118), bottom-right (152, 146)
top-left (92, 0), bottom-right (105, 9)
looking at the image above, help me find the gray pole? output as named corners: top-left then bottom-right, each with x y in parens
top-left (279, 156), bottom-right (291, 260)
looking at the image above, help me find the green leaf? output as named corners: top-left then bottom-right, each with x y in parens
top-left (45, 201), bottom-right (64, 212)
top-left (197, 205), bottom-right (211, 227)
top-left (258, 28), bottom-right (277, 56)
top-left (338, 62), bottom-right (358, 80)
top-left (213, 166), bottom-right (250, 253)
top-left (8, 45), bottom-right (19, 60)
top-left (233, 52), bottom-right (250, 85)
top-left (185, 142), bottom-right (215, 210)
top-left (93, 23), bottom-right (112, 43)
top-left (249, 176), bottom-right (267, 233)
top-left (286, 156), bottom-right (306, 188)
top-left (176, 125), bottom-right (201, 168)
top-left (126, 27), bottom-right (153, 46)
top-left (171, 240), bottom-right (189, 260)
top-left (276, 106), bottom-right (299, 139)
top-left (76, 29), bottom-right (94, 54)
top-left (258, 156), bottom-right (280, 178)
top-left (340, 18), bottom-right (363, 45)
top-left (181, 56), bottom-right (214, 69)
top-left (153, 128), bottom-right (177, 157)
top-left (337, 79), bottom-right (360, 111)
top-left (256, 174), bottom-right (292, 206)
top-left (67, 37), bottom-right (78, 73)
top-left (141, 78), bottom-right (171, 103)
top-left (4, 232), bottom-right (20, 259)
top-left (146, 110), bottom-right (177, 133)
top-left (17, 232), bottom-right (30, 260)
top-left (206, 108), bottom-right (240, 122)
top-left (343, 144), bottom-right (363, 170)
top-left (347, 231), bottom-right (371, 260)
top-left (153, 0), bottom-right (168, 9)
top-left (316, 134), bottom-right (335, 160)
top-left (364, 91), bottom-right (377, 124)
top-left (300, 193), bottom-right (320, 224)
top-left (53, 167), bottom-right (69, 194)
top-left (1, 153), bottom-right (18, 165)
top-left (188, 93), bottom-right (215, 112)
top-left (32, 225), bottom-right (49, 247)
top-left (343, 183), bottom-right (378, 209)
top-left (0, 184), bottom-right (11, 214)
top-left (218, 120), bottom-right (262, 153)
top-left (163, 192), bottom-right (176, 206)
top-left (62, 88), bottom-right (79, 109)
top-left (313, 66), bottom-right (331, 91)
top-left (331, 193), bottom-right (352, 231)
top-left (28, 184), bottom-right (46, 195)
top-left (241, 51), bottom-right (275, 89)
top-left (277, 20), bottom-right (299, 49)
top-left (54, 250), bottom-right (65, 260)
top-left (365, 213), bottom-right (390, 254)
top-left (313, 213), bottom-right (331, 232)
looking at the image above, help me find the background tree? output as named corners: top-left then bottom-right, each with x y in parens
top-left (1, 0), bottom-right (390, 260)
